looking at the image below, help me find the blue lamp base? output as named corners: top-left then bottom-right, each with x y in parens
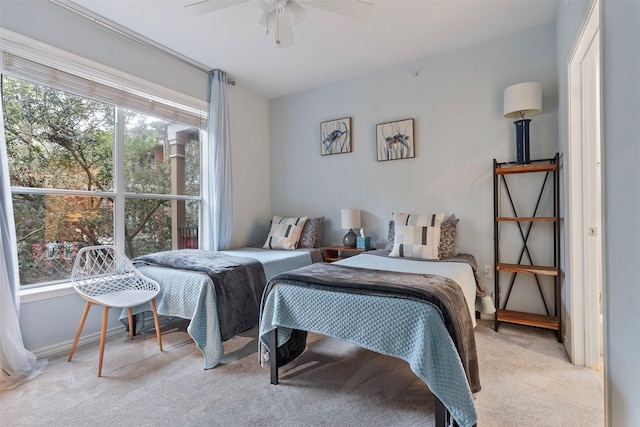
top-left (514, 119), bottom-right (531, 164)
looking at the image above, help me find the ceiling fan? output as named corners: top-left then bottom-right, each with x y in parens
top-left (184, 0), bottom-right (374, 48)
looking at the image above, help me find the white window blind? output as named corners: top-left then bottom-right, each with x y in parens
top-left (2, 51), bottom-right (206, 129)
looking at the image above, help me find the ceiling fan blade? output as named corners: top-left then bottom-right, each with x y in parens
top-left (287, 0), bottom-right (308, 25)
top-left (258, 10), bottom-right (278, 32)
top-left (303, 0), bottom-right (373, 20)
top-left (184, 0), bottom-right (251, 16)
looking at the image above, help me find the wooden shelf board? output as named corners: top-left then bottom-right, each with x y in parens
top-left (323, 246), bottom-right (373, 263)
top-left (323, 246), bottom-right (373, 252)
top-left (497, 217), bottom-right (556, 222)
top-left (496, 163), bottom-right (556, 175)
top-left (497, 262), bottom-right (558, 276)
top-left (497, 309), bottom-right (558, 330)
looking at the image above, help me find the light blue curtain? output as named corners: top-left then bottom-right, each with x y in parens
top-left (0, 82), bottom-right (44, 390)
top-left (201, 70), bottom-right (233, 251)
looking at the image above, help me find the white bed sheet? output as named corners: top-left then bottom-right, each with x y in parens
top-left (220, 247), bottom-right (313, 281)
top-left (334, 253), bottom-right (478, 326)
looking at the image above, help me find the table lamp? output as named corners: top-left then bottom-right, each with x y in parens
top-left (341, 208), bottom-right (361, 247)
top-left (504, 82), bottom-right (542, 164)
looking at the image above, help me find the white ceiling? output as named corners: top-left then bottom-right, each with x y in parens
top-left (65, 0), bottom-right (559, 99)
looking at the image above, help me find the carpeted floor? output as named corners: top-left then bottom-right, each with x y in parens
top-left (1, 319), bottom-right (603, 427)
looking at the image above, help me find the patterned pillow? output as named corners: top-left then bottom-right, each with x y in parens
top-left (384, 213), bottom-right (444, 251)
top-left (263, 216), bottom-right (308, 250)
top-left (393, 212), bottom-right (445, 227)
top-left (438, 214), bottom-right (459, 259)
top-left (389, 224), bottom-right (442, 260)
top-left (385, 220), bottom-right (395, 251)
top-left (299, 216), bottom-right (324, 248)
top-left (388, 212), bottom-right (446, 259)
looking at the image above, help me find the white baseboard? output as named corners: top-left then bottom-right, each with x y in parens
top-left (33, 326), bottom-right (126, 359)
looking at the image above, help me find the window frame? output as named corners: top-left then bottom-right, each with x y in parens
top-left (1, 30), bottom-right (207, 293)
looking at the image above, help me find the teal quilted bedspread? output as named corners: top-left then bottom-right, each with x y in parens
top-left (259, 284), bottom-right (478, 427)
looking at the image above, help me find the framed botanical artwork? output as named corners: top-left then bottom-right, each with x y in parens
top-left (321, 117), bottom-right (351, 156)
top-left (376, 118), bottom-right (415, 161)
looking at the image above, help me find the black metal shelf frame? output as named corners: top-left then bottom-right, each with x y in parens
top-left (493, 153), bottom-right (562, 342)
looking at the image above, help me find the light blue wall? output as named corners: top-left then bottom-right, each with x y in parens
top-left (269, 24), bottom-right (559, 315)
top-left (601, 1), bottom-right (640, 425)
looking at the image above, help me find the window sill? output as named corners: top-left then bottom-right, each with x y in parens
top-left (20, 282), bottom-right (76, 304)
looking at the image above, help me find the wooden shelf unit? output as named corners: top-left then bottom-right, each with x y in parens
top-left (493, 154), bottom-right (562, 342)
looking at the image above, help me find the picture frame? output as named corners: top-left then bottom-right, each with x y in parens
top-left (376, 118), bottom-right (415, 161)
top-left (321, 117), bottom-right (351, 156)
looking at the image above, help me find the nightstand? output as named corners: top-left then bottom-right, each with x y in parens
top-left (323, 246), bottom-right (374, 262)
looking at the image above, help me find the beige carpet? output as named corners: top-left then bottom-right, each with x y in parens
top-left (1, 319), bottom-right (603, 426)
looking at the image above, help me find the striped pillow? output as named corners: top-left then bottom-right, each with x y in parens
top-left (392, 212), bottom-right (445, 227)
top-left (263, 216), bottom-right (308, 250)
top-left (390, 212), bottom-right (445, 260)
top-left (389, 224), bottom-right (442, 260)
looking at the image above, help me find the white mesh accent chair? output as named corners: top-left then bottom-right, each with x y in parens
top-left (67, 245), bottom-right (163, 376)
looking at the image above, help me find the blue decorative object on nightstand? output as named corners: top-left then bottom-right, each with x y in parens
top-left (356, 236), bottom-right (370, 249)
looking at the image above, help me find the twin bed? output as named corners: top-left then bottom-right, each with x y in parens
top-left (123, 247), bottom-right (321, 368)
top-left (127, 214), bottom-right (494, 427)
top-left (260, 250), bottom-right (492, 427)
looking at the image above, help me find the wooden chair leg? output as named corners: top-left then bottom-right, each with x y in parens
top-left (150, 298), bottom-right (163, 352)
top-left (97, 306), bottom-right (109, 377)
top-left (127, 308), bottom-right (134, 341)
top-left (68, 302), bottom-right (92, 362)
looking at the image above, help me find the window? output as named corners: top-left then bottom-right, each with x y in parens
top-left (2, 53), bottom-right (205, 289)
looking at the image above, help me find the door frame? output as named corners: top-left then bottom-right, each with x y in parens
top-left (566, 0), bottom-right (602, 368)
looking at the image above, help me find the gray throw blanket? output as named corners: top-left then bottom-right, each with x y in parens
top-left (134, 249), bottom-right (266, 341)
top-left (263, 262), bottom-right (480, 393)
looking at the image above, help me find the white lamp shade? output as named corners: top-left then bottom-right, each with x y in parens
top-left (503, 82), bottom-right (542, 118)
top-left (341, 208), bottom-right (361, 229)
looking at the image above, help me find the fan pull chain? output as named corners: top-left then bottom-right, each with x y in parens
top-left (275, 11), bottom-right (281, 45)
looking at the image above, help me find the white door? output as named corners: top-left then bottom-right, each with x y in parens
top-left (568, 0), bottom-right (603, 369)
top-left (581, 38), bottom-right (603, 369)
